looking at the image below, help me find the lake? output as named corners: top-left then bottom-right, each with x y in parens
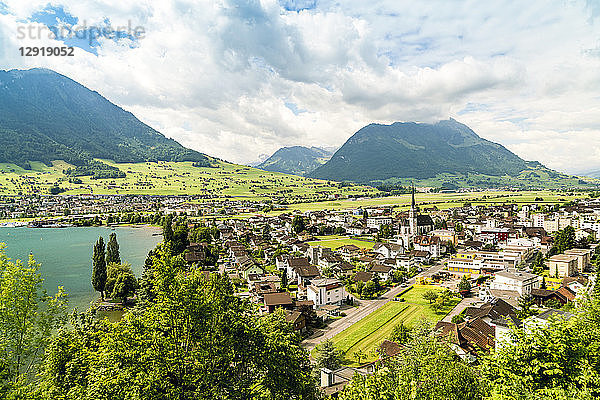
top-left (0, 226), bottom-right (162, 311)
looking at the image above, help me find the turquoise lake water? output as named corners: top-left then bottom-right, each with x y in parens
top-left (0, 226), bottom-right (162, 311)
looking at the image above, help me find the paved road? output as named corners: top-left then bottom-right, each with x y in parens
top-left (302, 261), bottom-right (447, 351)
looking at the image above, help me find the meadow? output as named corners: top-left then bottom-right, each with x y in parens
top-left (306, 237), bottom-right (375, 250)
top-left (330, 285), bottom-right (460, 366)
top-left (0, 159), bottom-right (377, 201)
top-left (282, 190), bottom-right (588, 214)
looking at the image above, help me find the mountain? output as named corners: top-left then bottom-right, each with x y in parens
top-left (580, 169), bottom-right (600, 179)
top-left (257, 146), bottom-right (334, 175)
top-left (0, 68), bottom-right (210, 177)
top-left (309, 119), bottom-right (588, 188)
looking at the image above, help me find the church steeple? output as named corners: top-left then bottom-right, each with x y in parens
top-left (409, 183), bottom-right (416, 236)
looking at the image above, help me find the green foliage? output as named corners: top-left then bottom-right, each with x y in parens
top-left (172, 224), bottom-right (190, 255)
top-left (517, 294), bottom-right (536, 319)
top-left (338, 323), bottom-right (487, 400)
top-left (104, 263), bottom-right (138, 303)
top-left (422, 289), bottom-right (438, 304)
top-left (162, 214), bottom-right (174, 243)
top-left (64, 160), bottom-right (126, 179)
top-left (292, 216), bottom-right (306, 234)
top-left (378, 224), bottom-right (393, 239)
top-left (190, 225), bottom-right (218, 244)
top-left (35, 246), bottom-right (318, 400)
top-left (458, 276), bottom-right (471, 292)
top-left (314, 339), bottom-right (343, 371)
top-left (389, 322), bottom-right (411, 344)
top-left (0, 245), bottom-right (67, 388)
top-left (48, 184), bottom-right (65, 195)
top-left (551, 226), bottom-right (576, 255)
top-left (482, 297), bottom-right (600, 399)
top-left (105, 233), bottom-right (121, 265)
top-left (91, 236), bottom-right (107, 300)
top-left (532, 251), bottom-right (546, 274)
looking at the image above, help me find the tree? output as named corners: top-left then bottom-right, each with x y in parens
top-left (104, 263), bottom-right (138, 303)
top-left (552, 226), bottom-right (576, 254)
top-left (292, 216), bottom-right (306, 234)
top-left (314, 340), bottom-right (343, 370)
top-left (517, 293), bottom-right (536, 319)
top-left (378, 224), bottom-right (393, 239)
top-left (162, 214), bottom-right (174, 243)
top-left (172, 224), bottom-right (189, 255)
top-left (106, 233), bottom-right (121, 265)
top-left (0, 245), bottom-right (67, 387)
top-left (422, 289), bottom-right (439, 304)
top-left (354, 349), bottom-right (367, 365)
top-left (458, 276), bottom-right (471, 292)
top-left (481, 299), bottom-right (600, 399)
top-left (390, 322), bottom-right (411, 344)
top-left (262, 224), bottom-right (271, 241)
top-left (541, 276), bottom-right (547, 290)
top-left (111, 271), bottom-right (138, 304)
top-left (532, 251), bottom-right (545, 274)
top-left (91, 236), bottom-right (107, 300)
top-left (281, 269), bottom-right (288, 289)
top-left (138, 249), bottom-right (159, 307)
top-left (190, 226), bottom-right (212, 243)
top-left (36, 249), bottom-right (319, 400)
top-left (338, 322), bottom-right (486, 400)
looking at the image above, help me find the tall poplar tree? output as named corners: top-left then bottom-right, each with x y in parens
top-left (91, 236), bottom-right (107, 300)
top-left (106, 233), bottom-right (121, 265)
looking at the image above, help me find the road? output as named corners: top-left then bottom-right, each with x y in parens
top-left (302, 260), bottom-right (447, 351)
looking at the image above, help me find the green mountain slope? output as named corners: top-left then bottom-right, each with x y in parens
top-left (0, 68), bottom-right (210, 175)
top-left (257, 146), bottom-right (333, 175)
top-left (309, 119), bottom-right (589, 188)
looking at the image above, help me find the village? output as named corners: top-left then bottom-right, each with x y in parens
top-left (175, 189), bottom-right (600, 395)
top-left (2, 188), bottom-right (600, 396)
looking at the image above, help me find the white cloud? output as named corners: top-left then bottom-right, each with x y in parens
top-left (0, 0), bottom-right (599, 173)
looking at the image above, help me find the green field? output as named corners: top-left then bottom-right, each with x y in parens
top-left (0, 159), bottom-right (377, 201)
top-left (306, 237), bottom-right (375, 250)
top-left (330, 285), bottom-right (459, 366)
top-left (283, 190), bottom-right (588, 214)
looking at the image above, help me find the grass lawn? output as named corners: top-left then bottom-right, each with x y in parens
top-left (306, 237), bottom-right (375, 250)
top-left (328, 284), bottom-right (459, 366)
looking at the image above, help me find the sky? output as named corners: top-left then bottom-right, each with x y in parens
top-left (1, 0), bottom-right (600, 174)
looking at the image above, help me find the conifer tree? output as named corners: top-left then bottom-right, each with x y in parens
top-left (106, 233), bottom-right (121, 265)
top-left (91, 236), bottom-right (107, 300)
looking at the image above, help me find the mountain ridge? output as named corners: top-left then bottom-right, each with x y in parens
top-left (0, 68), bottom-right (210, 177)
top-left (308, 119), bottom-right (589, 188)
top-left (257, 145), bottom-right (334, 175)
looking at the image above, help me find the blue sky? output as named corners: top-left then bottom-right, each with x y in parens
top-left (0, 0), bottom-right (599, 173)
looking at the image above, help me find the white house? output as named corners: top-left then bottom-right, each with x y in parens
top-left (307, 278), bottom-right (346, 308)
top-left (490, 270), bottom-right (540, 296)
top-left (372, 242), bottom-right (403, 259)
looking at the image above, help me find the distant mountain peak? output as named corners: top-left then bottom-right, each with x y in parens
top-left (257, 145), bottom-right (335, 176)
top-left (309, 119), bottom-right (582, 188)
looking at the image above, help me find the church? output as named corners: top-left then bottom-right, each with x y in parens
top-left (394, 186), bottom-right (434, 247)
